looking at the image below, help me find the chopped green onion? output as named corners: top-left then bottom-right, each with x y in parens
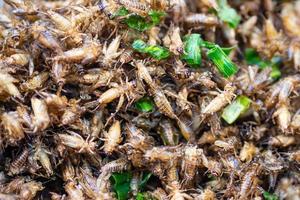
top-left (112, 7), bottom-right (129, 18)
top-left (245, 48), bottom-right (269, 68)
top-left (111, 172), bottom-right (133, 200)
top-left (270, 64), bottom-right (281, 80)
top-left (135, 97), bottom-right (154, 112)
top-left (216, 0), bottom-right (241, 28)
top-left (263, 192), bottom-right (279, 200)
top-left (207, 44), bottom-right (238, 77)
top-left (132, 40), bottom-right (170, 60)
top-left (181, 34), bottom-right (203, 68)
top-left (245, 48), bottom-right (282, 79)
top-left (138, 172), bottom-right (152, 190)
top-left (124, 10), bottom-right (165, 31)
top-left (125, 15), bottom-right (152, 32)
top-left (148, 10), bottom-right (166, 25)
top-left (222, 95), bottom-right (251, 124)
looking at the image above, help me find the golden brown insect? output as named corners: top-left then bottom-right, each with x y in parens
top-left (181, 145), bottom-right (202, 183)
top-left (147, 27), bottom-right (161, 45)
top-left (185, 13), bottom-right (219, 26)
top-left (214, 136), bottom-right (239, 152)
top-left (200, 153), bottom-right (222, 177)
top-left (4, 0), bottom-right (38, 16)
top-left (265, 75), bottom-right (300, 108)
top-left (165, 162), bottom-right (193, 200)
top-left (239, 163), bottom-right (260, 200)
top-left (149, 187), bottom-right (168, 200)
top-left (20, 72), bottom-right (49, 92)
top-left (31, 24), bottom-right (63, 54)
top-left (61, 100), bottom-right (85, 125)
top-left (268, 135), bottom-right (296, 147)
top-left (91, 111), bottom-right (104, 139)
top-left (202, 83), bottom-right (236, 115)
top-left (290, 110), bottom-right (300, 132)
top-left (158, 119), bottom-right (179, 146)
top-left (136, 61), bottom-right (156, 90)
top-left (102, 35), bottom-right (123, 66)
top-left (53, 41), bottom-right (101, 64)
top-left (101, 158), bottom-right (131, 173)
top-left (58, 131), bottom-right (96, 154)
top-left (19, 181), bottom-right (44, 200)
top-left (239, 142), bottom-right (258, 162)
top-left (33, 142), bottom-right (53, 176)
top-left (238, 16), bottom-right (257, 39)
top-left (99, 0), bottom-right (120, 18)
top-left (102, 120), bottom-right (122, 154)
top-left (8, 148), bottom-right (29, 175)
top-left (1, 111), bottom-right (25, 144)
top-left (195, 188), bottom-right (216, 200)
top-left (119, 49), bottom-right (133, 64)
top-left (163, 25), bottom-right (183, 55)
top-left (65, 181), bottom-right (85, 200)
top-left (198, 131), bottom-right (216, 145)
top-left (0, 72), bottom-right (22, 98)
top-left (273, 104), bottom-right (292, 133)
top-left (144, 146), bottom-right (180, 163)
top-left (152, 88), bottom-right (178, 120)
top-left (31, 97), bottom-right (50, 132)
top-left (115, 0), bottom-right (151, 16)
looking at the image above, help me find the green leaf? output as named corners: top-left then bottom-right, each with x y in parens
top-left (263, 192), bottom-right (279, 200)
top-left (111, 172), bottom-right (132, 200)
top-left (135, 97), bottom-right (154, 112)
top-left (125, 15), bottom-right (152, 32)
top-left (138, 172), bottom-right (152, 190)
top-left (216, 0), bottom-right (240, 28)
top-left (181, 34), bottom-right (203, 68)
top-left (245, 48), bottom-right (269, 68)
top-left (113, 7), bottom-right (129, 18)
top-left (148, 10), bottom-right (166, 25)
top-left (270, 64), bottom-right (281, 80)
top-left (136, 192), bottom-right (153, 200)
top-left (132, 39), bottom-right (170, 60)
top-left (207, 44), bottom-right (238, 77)
top-left (222, 95), bottom-right (251, 124)
top-left (124, 10), bottom-right (165, 31)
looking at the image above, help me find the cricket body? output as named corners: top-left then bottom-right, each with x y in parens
top-left (102, 35), bottom-right (122, 66)
top-left (9, 148), bottom-right (29, 175)
top-left (58, 132), bottom-right (96, 154)
top-left (1, 112), bottom-right (25, 144)
top-left (64, 181), bottom-right (85, 200)
top-left (103, 120), bottom-right (122, 154)
top-left (53, 41), bottom-right (101, 65)
top-left (136, 61), bottom-right (156, 89)
top-left (31, 24), bottom-right (62, 53)
top-left (97, 80), bottom-right (135, 105)
top-left (181, 145), bottom-right (201, 183)
top-left (0, 72), bottom-right (22, 98)
top-left (31, 97), bottom-right (50, 133)
top-left (19, 181), bottom-right (44, 200)
top-left (33, 142), bottom-right (53, 176)
top-left (115, 0), bottom-right (151, 16)
top-left (20, 72), bottom-right (49, 92)
top-left (239, 142), bottom-right (258, 162)
top-left (239, 164), bottom-right (260, 199)
top-left (202, 83), bottom-right (236, 114)
top-left (163, 25), bottom-right (183, 55)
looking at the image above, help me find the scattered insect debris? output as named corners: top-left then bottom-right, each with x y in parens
top-left (0, 0), bottom-right (299, 199)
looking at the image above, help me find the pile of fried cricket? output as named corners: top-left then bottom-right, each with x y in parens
top-left (0, 0), bottom-right (299, 199)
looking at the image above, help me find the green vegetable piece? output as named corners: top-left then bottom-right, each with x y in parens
top-left (113, 7), bottom-right (129, 18)
top-left (125, 15), bottom-right (151, 32)
top-left (132, 40), bottom-right (170, 60)
top-left (217, 0), bottom-right (241, 28)
top-left (138, 172), bottom-right (152, 190)
top-left (148, 10), bottom-right (166, 25)
top-left (245, 48), bottom-right (269, 68)
top-left (222, 95), bottom-right (251, 124)
top-left (263, 192), bottom-right (279, 200)
top-left (136, 193), bottom-right (145, 200)
top-left (270, 64), bottom-right (281, 80)
top-left (111, 172), bottom-right (132, 200)
top-left (207, 45), bottom-right (238, 77)
top-left (135, 97), bottom-right (154, 112)
top-left (124, 10), bottom-right (165, 31)
top-left (181, 34), bottom-right (203, 67)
